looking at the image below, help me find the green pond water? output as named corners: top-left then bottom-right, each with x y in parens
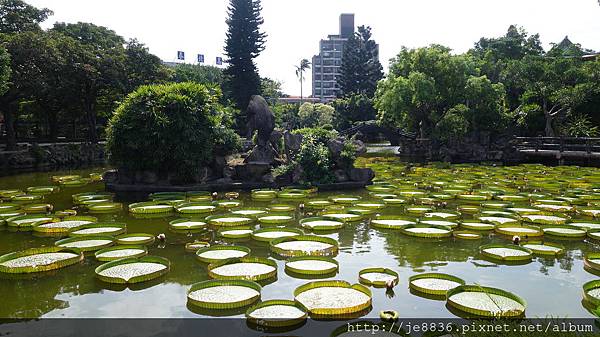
top-left (1, 158), bottom-right (600, 319)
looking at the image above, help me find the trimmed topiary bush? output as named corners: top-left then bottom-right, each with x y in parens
top-left (106, 82), bottom-right (240, 181)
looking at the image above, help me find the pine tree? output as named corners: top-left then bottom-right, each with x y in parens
top-left (338, 26), bottom-right (383, 98)
top-left (223, 0), bottom-right (266, 117)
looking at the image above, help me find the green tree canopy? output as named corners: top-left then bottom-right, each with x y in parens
top-left (0, 0), bottom-right (51, 34)
top-left (375, 45), bottom-right (507, 140)
top-left (0, 45), bottom-right (10, 96)
top-left (338, 26), bottom-right (383, 98)
top-left (298, 102), bottom-right (334, 128)
top-left (171, 63), bottom-right (224, 86)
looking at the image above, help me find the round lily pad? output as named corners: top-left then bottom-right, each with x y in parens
top-left (87, 202), bottom-right (123, 213)
top-left (409, 273), bottom-right (465, 296)
top-left (95, 245), bottom-right (148, 262)
top-left (480, 244), bottom-right (532, 262)
top-left (294, 280), bottom-right (372, 317)
top-left (447, 285), bottom-right (526, 317)
top-left (0, 203), bottom-right (20, 212)
top-left (478, 216), bottom-right (520, 226)
top-left (251, 228), bottom-right (303, 242)
top-left (321, 212), bottom-right (363, 223)
top-left (257, 213), bottom-right (294, 225)
top-left (0, 247), bottom-right (83, 274)
top-left (95, 256), bottom-right (170, 284)
top-left (420, 220), bottom-right (459, 228)
top-left (300, 217), bottom-right (345, 231)
top-left (542, 225), bottom-right (587, 238)
top-left (6, 214), bottom-right (58, 228)
top-left (584, 253), bottom-right (600, 273)
top-left (370, 216), bottom-right (416, 230)
top-left (175, 202), bottom-right (216, 214)
top-left (208, 257), bottom-right (277, 281)
top-left (168, 218), bottom-right (207, 233)
top-left (583, 280), bottom-right (600, 307)
top-left (401, 224), bottom-right (452, 238)
top-left (494, 225), bottom-right (543, 237)
top-left (460, 221), bottom-right (495, 231)
top-left (21, 203), bottom-right (53, 213)
top-left (246, 300), bottom-right (308, 328)
top-left (329, 195), bottom-right (361, 204)
top-left (285, 256), bottom-right (339, 276)
top-left (205, 214), bottom-right (255, 227)
top-left (305, 200), bottom-right (334, 210)
top-left (521, 214), bottom-right (569, 225)
top-left (218, 227), bottom-right (253, 239)
top-left (187, 279), bottom-right (261, 309)
top-left (129, 201), bottom-right (174, 214)
top-left (268, 204), bottom-right (296, 212)
top-left (270, 235), bottom-right (338, 257)
top-left (214, 200), bottom-right (242, 209)
top-left (358, 268), bottom-right (399, 287)
top-left (196, 245), bottom-right (251, 264)
top-left (405, 206), bottom-right (433, 215)
top-left (69, 223), bottom-right (126, 237)
top-left (116, 233), bottom-right (155, 245)
top-left (521, 241), bottom-right (564, 256)
top-left (454, 231), bottom-right (482, 240)
top-left (251, 189), bottom-right (277, 201)
top-left (55, 235), bottom-right (115, 252)
top-left (33, 216), bottom-right (97, 234)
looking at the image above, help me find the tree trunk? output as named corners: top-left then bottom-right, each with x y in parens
top-left (4, 107), bottom-right (17, 151)
top-left (300, 72), bottom-right (304, 104)
top-left (85, 100), bottom-right (98, 143)
top-left (545, 113), bottom-right (555, 137)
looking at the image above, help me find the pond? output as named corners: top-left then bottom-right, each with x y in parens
top-left (0, 158), bottom-right (599, 321)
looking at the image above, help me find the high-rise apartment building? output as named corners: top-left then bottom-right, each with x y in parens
top-left (312, 14), bottom-right (355, 102)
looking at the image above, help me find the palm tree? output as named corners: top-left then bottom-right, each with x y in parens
top-left (295, 59), bottom-right (311, 103)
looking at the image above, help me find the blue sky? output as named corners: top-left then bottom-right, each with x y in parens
top-left (29, 0), bottom-right (600, 96)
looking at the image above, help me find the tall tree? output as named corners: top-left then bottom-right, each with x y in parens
top-left (223, 0), bottom-right (266, 116)
top-left (0, 0), bottom-right (51, 34)
top-left (51, 22), bottom-right (127, 143)
top-left (294, 58), bottom-right (310, 103)
top-left (338, 26), bottom-right (383, 98)
top-left (124, 39), bottom-right (169, 93)
top-left (507, 55), bottom-right (598, 137)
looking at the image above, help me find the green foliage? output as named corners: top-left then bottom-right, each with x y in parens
top-left (338, 140), bottom-right (357, 170)
top-left (272, 103), bottom-right (299, 130)
top-left (223, 0), bottom-right (266, 111)
top-left (260, 77), bottom-right (284, 102)
top-left (561, 113), bottom-right (599, 137)
top-left (106, 82), bottom-right (240, 180)
top-left (332, 93), bottom-right (377, 130)
top-left (171, 63), bottom-right (224, 86)
top-left (0, 0), bottom-right (52, 34)
top-left (293, 127), bottom-right (338, 144)
top-left (375, 45), bottom-right (505, 141)
top-left (338, 26), bottom-right (383, 98)
top-left (296, 138), bottom-right (335, 185)
top-left (433, 105), bottom-right (469, 142)
top-left (297, 102), bottom-right (334, 128)
top-left (124, 39), bottom-right (170, 93)
top-left (0, 45), bottom-right (10, 96)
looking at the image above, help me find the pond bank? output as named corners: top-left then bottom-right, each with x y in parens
top-left (0, 142), bottom-right (106, 173)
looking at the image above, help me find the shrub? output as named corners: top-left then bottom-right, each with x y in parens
top-left (561, 113), bottom-right (599, 137)
top-left (296, 138), bottom-right (335, 185)
top-left (298, 102), bottom-right (335, 128)
top-left (106, 82), bottom-right (240, 181)
top-left (293, 127), bottom-right (338, 144)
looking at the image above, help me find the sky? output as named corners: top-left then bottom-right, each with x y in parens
top-left (29, 0), bottom-right (600, 96)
